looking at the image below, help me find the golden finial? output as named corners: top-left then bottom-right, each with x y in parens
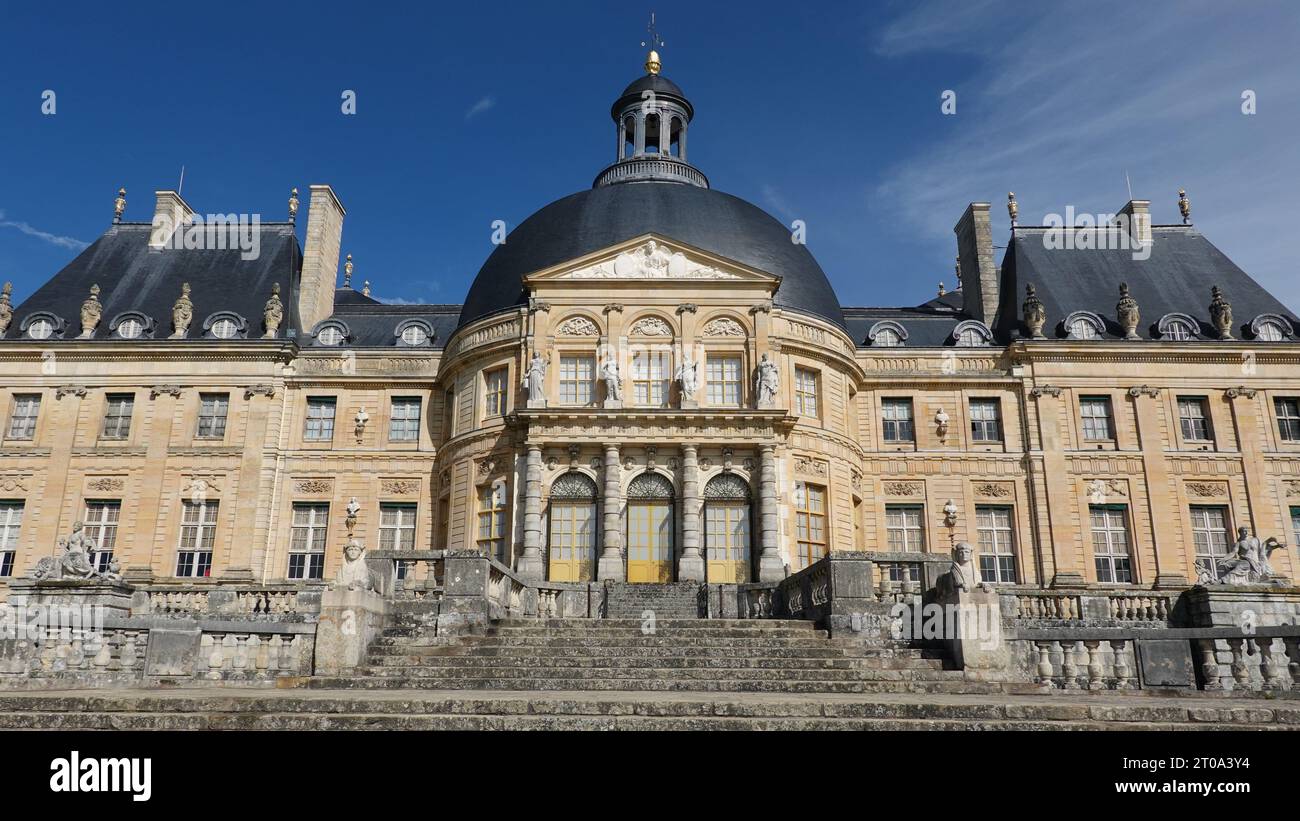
top-left (1178, 188), bottom-right (1190, 224)
top-left (1007, 192), bottom-right (1018, 226)
top-left (641, 12), bottom-right (664, 75)
top-left (362, 280), bottom-right (371, 297)
top-left (113, 187), bottom-right (126, 224)
top-left (288, 187), bottom-right (300, 225)
top-left (344, 253), bottom-right (354, 287)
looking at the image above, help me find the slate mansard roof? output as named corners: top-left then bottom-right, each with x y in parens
top-left (5, 223), bottom-right (303, 341)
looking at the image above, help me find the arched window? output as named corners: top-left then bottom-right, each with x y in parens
top-left (623, 115), bottom-right (636, 158)
top-left (311, 320), bottom-right (349, 347)
top-left (868, 321), bottom-right (908, 348)
top-left (952, 320), bottom-right (993, 347)
top-left (626, 473), bottom-right (674, 583)
top-left (1250, 314), bottom-right (1293, 342)
top-left (548, 472), bottom-right (598, 582)
top-left (1158, 313), bottom-right (1199, 341)
top-left (204, 312), bottom-right (249, 341)
top-left (1063, 311), bottom-right (1104, 340)
top-left (394, 319), bottom-right (434, 347)
top-left (704, 474), bottom-right (752, 583)
top-left (110, 312), bottom-right (154, 340)
top-left (645, 113), bottom-right (661, 154)
top-left (22, 313), bottom-right (64, 340)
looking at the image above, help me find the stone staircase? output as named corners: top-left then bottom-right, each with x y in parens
top-left (309, 616), bottom-right (1002, 694)
top-left (604, 582), bottom-right (703, 619)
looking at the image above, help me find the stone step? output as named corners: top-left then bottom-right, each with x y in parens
top-left (403, 636), bottom-right (851, 649)
top-left (1, 690), bottom-right (1289, 730)
top-left (363, 654), bottom-right (947, 671)
top-left (303, 677), bottom-right (1016, 694)
top-left (489, 618), bottom-right (814, 629)
top-left (349, 665), bottom-right (965, 682)
top-left (478, 627), bottom-right (828, 639)
top-left (371, 644), bottom-right (934, 660)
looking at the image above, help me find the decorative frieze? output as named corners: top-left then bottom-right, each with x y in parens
top-left (794, 456), bottom-right (828, 478)
top-left (556, 316), bottom-right (599, 336)
top-left (973, 482), bottom-right (1014, 499)
top-left (1085, 478), bottom-right (1128, 501)
top-left (1185, 481), bottom-right (1228, 498)
top-left (381, 479), bottom-right (420, 495)
top-left (149, 385), bottom-right (183, 399)
top-left (56, 385), bottom-right (89, 399)
top-left (701, 317), bottom-right (745, 337)
top-left (294, 479), bottom-right (333, 494)
top-left (0, 476), bottom-right (29, 493)
top-left (629, 316), bottom-right (673, 337)
top-left (244, 384), bottom-right (276, 399)
top-left (883, 481), bottom-right (924, 497)
top-left (86, 477), bottom-right (125, 493)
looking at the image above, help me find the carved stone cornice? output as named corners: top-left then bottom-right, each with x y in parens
top-left (1127, 385), bottom-right (1160, 399)
top-left (676, 303), bottom-right (698, 315)
top-left (1225, 386), bottom-right (1258, 400)
top-left (602, 303), bottom-right (624, 314)
top-left (1029, 385), bottom-right (1062, 398)
top-left (244, 384), bottom-right (276, 399)
top-left (529, 300), bottom-right (551, 314)
top-left (749, 301), bottom-right (773, 315)
top-left (149, 384), bottom-right (183, 399)
top-left (55, 385), bottom-right (88, 399)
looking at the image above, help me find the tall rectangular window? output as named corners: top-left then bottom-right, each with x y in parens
top-left (288, 503), bottom-right (329, 580)
top-left (1080, 396), bottom-right (1114, 441)
top-left (101, 394), bottom-right (134, 440)
top-left (976, 506), bottom-right (1016, 583)
top-left (304, 397), bottom-right (336, 441)
top-left (559, 355), bottom-right (594, 405)
top-left (969, 398), bottom-right (1002, 442)
top-left (632, 350), bottom-right (671, 407)
top-left (885, 505), bottom-right (925, 552)
top-left (706, 355), bottom-right (742, 407)
top-left (477, 484), bottom-right (507, 562)
top-left (794, 368), bottom-right (819, 418)
top-left (1178, 396), bottom-right (1213, 442)
top-left (176, 500), bottom-right (218, 577)
top-left (1292, 506), bottom-right (1300, 548)
top-left (379, 503), bottom-right (417, 551)
top-left (794, 483), bottom-right (827, 571)
top-left (881, 398), bottom-right (914, 442)
top-left (6, 394), bottom-right (40, 440)
top-left (83, 501), bottom-right (120, 573)
top-left (1275, 398), bottom-right (1300, 442)
top-left (0, 502), bottom-right (23, 577)
top-left (1189, 505), bottom-right (1231, 566)
top-left (484, 368), bottom-right (508, 417)
top-left (196, 393), bottom-right (229, 439)
top-left (389, 397), bottom-right (421, 442)
top-left (1090, 505), bottom-right (1132, 583)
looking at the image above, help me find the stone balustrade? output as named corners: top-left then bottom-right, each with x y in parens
top-left (368, 550), bottom-right (444, 600)
top-left (1001, 588), bottom-right (1178, 626)
top-left (133, 585), bottom-right (322, 620)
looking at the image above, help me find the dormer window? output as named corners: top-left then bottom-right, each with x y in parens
top-left (312, 320), bottom-right (350, 347)
top-left (953, 320), bottom-right (993, 347)
top-left (1157, 313), bottom-right (1199, 341)
top-left (876, 328), bottom-right (902, 347)
top-left (394, 319), bottom-right (434, 347)
top-left (28, 318), bottom-right (54, 340)
top-left (1063, 311), bottom-right (1105, 340)
top-left (203, 312), bottom-right (248, 340)
top-left (1250, 314), bottom-right (1292, 342)
top-left (868, 321), bottom-right (908, 348)
top-left (118, 319), bottom-right (143, 339)
top-left (109, 312), bottom-right (154, 340)
top-left (1165, 319), bottom-right (1193, 340)
top-left (21, 313), bottom-right (64, 341)
top-left (212, 319), bottom-right (238, 339)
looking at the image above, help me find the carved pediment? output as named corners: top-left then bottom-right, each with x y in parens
top-left (525, 236), bottom-right (779, 285)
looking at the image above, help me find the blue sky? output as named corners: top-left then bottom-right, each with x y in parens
top-left (1, 0), bottom-right (1297, 311)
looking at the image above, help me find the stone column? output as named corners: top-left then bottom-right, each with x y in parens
top-left (757, 444), bottom-right (785, 581)
top-left (678, 445), bottom-right (705, 581)
top-left (515, 445), bottom-right (544, 582)
top-left (597, 443), bottom-right (626, 581)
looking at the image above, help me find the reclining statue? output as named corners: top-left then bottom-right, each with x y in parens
top-left (30, 521), bottom-right (122, 582)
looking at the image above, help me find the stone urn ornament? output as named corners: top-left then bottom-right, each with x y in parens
top-left (1116, 282), bottom-right (1141, 340)
top-left (1022, 284), bottom-right (1046, 339)
top-left (0, 281), bottom-right (13, 337)
top-left (1209, 286), bottom-right (1233, 340)
top-left (79, 284), bottom-right (102, 339)
top-left (262, 283), bottom-right (284, 339)
top-left (171, 282), bottom-right (194, 338)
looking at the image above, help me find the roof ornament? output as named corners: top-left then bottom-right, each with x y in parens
top-left (263, 282), bottom-right (284, 339)
top-left (78, 284), bottom-right (102, 339)
top-left (288, 188), bottom-right (300, 225)
top-left (362, 280), bottom-right (371, 297)
top-left (1023, 284), bottom-right (1047, 339)
top-left (641, 11), bottom-right (664, 75)
top-left (1209, 285), bottom-right (1233, 340)
top-left (1178, 188), bottom-right (1191, 225)
top-left (1117, 282), bottom-right (1141, 340)
top-left (0, 281), bottom-right (13, 337)
top-left (113, 188), bottom-right (126, 224)
top-left (937, 282), bottom-right (946, 297)
top-left (171, 282), bottom-right (194, 339)
top-left (1007, 192), bottom-right (1018, 227)
top-left (343, 253), bottom-right (354, 287)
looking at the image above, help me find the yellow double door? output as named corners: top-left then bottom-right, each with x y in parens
top-left (627, 500), bottom-right (674, 583)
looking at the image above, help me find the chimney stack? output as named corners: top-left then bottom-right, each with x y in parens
top-left (298, 184), bottom-right (346, 331)
top-left (954, 202), bottom-right (999, 324)
top-left (149, 190), bottom-right (195, 249)
top-left (1114, 199), bottom-right (1152, 246)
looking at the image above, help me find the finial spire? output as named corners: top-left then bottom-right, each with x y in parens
top-left (1178, 187), bottom-right (1191, 224)
top-left (113, 188), bottom-right (126, 224)
top-left (641, 11), bottom-right (665, 75)
top-left (288, 187), bottom-right (300, 225)
top-left (362, 280), bottom-right (371, 297)
top-left (937, 282), bottom-right (946, 297)
top-left (344, 253), bottom-right (354, 287)
top-left (1007, 192), bottom-right (1018, 227)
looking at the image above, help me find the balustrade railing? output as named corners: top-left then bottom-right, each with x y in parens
top-left (135, 585), bottom-right (322, 619)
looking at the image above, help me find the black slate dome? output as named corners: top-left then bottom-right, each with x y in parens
top-left (457, 182), bottom-right (846, 329)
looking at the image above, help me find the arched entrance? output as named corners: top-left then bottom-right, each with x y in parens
top-left (547, 472), bottom-right (598, 582)
top-left (704, 474), bottom-right (752, 583)
top-left (626, 472), bottom-right (675, 583)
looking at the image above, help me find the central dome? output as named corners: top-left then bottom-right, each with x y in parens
top-left (458, 182), bottom-right (846, 329)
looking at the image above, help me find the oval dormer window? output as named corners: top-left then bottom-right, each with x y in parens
top-left (1256, 319), bottom-right (1286, 342)
top-left (212, 318), bottom-right (239, 340)
top-left (1164, 319), bottom-right (1194, 340)
top-left (317, 325), bottom-right (344, 346)
top-left (117, 318), bottom-right (143, 339)
top-left (875, 328), bottom-right (902, 347)
top-left (1068, 317), bottom-right (1099, 340)
top-left (28, 318), bottom-right (54, 340)
top-left (401, 325), bottom-right (427, 346)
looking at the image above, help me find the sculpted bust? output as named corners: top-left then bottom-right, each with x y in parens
top-left (938, 542), bottom-right (988, 597)
top-left (335, 538), bottom-right (380, 593)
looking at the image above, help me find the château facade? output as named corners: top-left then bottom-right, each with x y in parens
top-left (2, 51), bottom-right (1299, 602)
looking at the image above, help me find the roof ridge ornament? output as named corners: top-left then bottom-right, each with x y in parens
top-left (113, 187), bottom-right (126, 224)
top-left (1117, 282), bottom-right (1141, 340)
top-left (171, 282), bottom-right (194, 339)
top-left (78, 284), bottom-right (102, 339)
top-left (288, 187), bottom-right (300, 225)
top-left (343, 253), bottom-right (354, 287)
top-left (1178, 187), bottom-right (1191, 225)
top-left (1007, 192), bottom-right (1018, 227)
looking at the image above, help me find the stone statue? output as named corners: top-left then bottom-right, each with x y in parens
top-left (600, 358), bottom-right (622, 401)
top-left (756, 353), bottom-right (779, 407)
top-left (354, 406), bottom-right (369, 441)
top-left (30, 521), bottom-right (117, 582)
top-left (79, 284), bottom-right (102, 339)
top-left (1116, 282), bottom-right (1140, 340)
top-left (1206, 527), bottom-right (1284, 585)
top-left (675, 357), bottom-right (699, 400)
top-left (335, 537), bottom-right (380, 593)
top-left (171, 282), bottom-right (194, 339)
top-left (262, 283), bottom-right (284, 339)
top-left (937, 541), bottom-right (988, 597)
top-left (1022, 284), bottom-right (1046, 339)
top-left (0, 281), bottom-right (13, 337)
top-left (345, 497), bottom-right (361, 534)
top-left (524, 352), bottom-right (548, 403)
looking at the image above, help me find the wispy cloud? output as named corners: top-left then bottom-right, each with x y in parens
top-left (0, 210), bottom-right (89, 251)
top-left (870, 0), bottom-right (1300, 309)
top-left (760, 184), bottom-right (796, 221)
top-left (375, 296), bottom-right (425, 305)
top-left (465, 96), bottom-right (496, 121)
